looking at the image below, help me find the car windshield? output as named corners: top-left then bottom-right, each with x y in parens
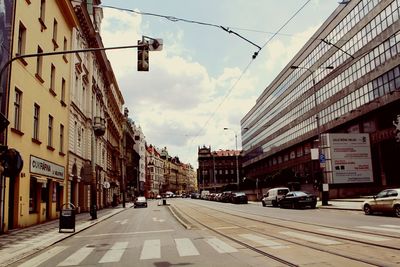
top-left (293, 191), bottom-right (307, 196)
top-left (235, 192), bottom-right (246, 196)
top-left (137, 197), bottom-right (146, 201)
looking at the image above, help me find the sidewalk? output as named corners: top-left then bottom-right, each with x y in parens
top-left (0, 203), bottom-right (133, 267)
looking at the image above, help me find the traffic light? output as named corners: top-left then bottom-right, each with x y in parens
top-left (0, 147), bottom-right (23, 177)
top-left (137, 40), bottom-right (149, 72)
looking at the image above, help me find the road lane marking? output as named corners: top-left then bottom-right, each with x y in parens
top-left (140, 240), bottom-right (161, 260)
top-left (18, 246), bottom-right (68, 267)
top-left (205, 238), bottom-right (238, 253)
top-left (99, 242), bottom-right (128, 263)
top-left (57, 246), bottom-right (94, 266)
top-left (280, 231), bottom-right (342, 245)
top-left (152, 217), bottom-right (165, 222)
top-left (175, 238), bottom-right (200, 256)
top-left (76, 229), bottom-right (174, 238)
top-left (121, 219), bottom-right (128, 225)
top-left (381, 225), bottom-right (400, 229)
top-left (239, 234), bottom-right (289, 249)
top-left (317, 228), bottom-right (390, 241)
top-left (357, 226), bottom-right (400, 234)
top-left (214, 226), bottom-right (239, 230)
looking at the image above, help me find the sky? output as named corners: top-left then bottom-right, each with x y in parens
top-left (100, 0), bottom-right (341, 168)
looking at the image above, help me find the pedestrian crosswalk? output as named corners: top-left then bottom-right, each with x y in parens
top-left (16, 224), bottom-right (397, 266)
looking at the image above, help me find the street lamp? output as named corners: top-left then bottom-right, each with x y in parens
top-left (290, 65), bottom-right (333, 206)
top-left (223, 128), bottom-right (240, 191)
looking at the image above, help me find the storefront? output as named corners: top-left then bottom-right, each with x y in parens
top-left (29, 156), bottom-right (64, 223)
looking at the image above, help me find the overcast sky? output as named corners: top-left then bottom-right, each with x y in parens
top-left (100, 0), bottom-right (341, 167)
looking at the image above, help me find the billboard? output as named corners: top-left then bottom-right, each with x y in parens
top-left (323, 133), bottom-right (373, 184)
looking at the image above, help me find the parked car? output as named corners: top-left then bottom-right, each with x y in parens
top-left (261, 187), bottom-right (290, 207)
top-left (279, 191), bottom-right (317, 209)
top-left (362, 188), bottom-right (400, 217)
top-left (231, 192), bottom-right (248, 204)
top-left (220, 191), bottom-right (233, 202)
top-left (191, 192), bottom-right (200, 199)
top-left (134, 196), bottom-right (148, 208)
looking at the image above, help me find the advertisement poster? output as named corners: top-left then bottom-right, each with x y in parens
top-left (325, 133), bottom-right (373, 184)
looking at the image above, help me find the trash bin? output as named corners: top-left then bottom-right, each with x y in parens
top-left (59, 203), bottom-right (76, 233)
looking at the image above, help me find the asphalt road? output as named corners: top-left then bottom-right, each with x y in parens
top-left (9, 198), bottom-right (400, 267)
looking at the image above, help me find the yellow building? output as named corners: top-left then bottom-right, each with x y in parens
top-left (5, 0), bottom-right (78, 230)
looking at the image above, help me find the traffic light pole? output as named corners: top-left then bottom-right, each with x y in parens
top-left (0, 41), bottom-right (159, 222)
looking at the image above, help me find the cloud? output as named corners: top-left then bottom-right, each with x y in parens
top-left (100, 6), bottom-right (322, 167)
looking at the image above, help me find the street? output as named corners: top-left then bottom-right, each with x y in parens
top-left (8, 198), bottom-right (400, 267)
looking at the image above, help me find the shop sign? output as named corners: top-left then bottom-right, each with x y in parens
top-left (30, 155), bottom-right (65, 180)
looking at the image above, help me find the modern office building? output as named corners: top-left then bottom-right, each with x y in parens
top-left (241, 0), bottom-right (400, 198)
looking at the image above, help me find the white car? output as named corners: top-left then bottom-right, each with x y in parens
top-left (362, 188), bottom-right (400, 217)
top-left (261, 187), bottom-right (290, 207)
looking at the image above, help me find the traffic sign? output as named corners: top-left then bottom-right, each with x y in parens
top-left (319, 153), bottom-right (326, 163)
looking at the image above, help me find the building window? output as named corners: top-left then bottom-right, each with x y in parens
top-left (60, 124), bottom-right (64, 153)
top-left (17, 22), bottom-right (26, 57)
top-left (14, 88), bottom-right (22, 131)
top-left (63, 37), bottom-right (68, 62)
top-left (35, 46), bottom-right (43, 82)
top-left (52, 19), bottom-right (58, 50)
top-left (39, 0), bottom-right (46, 30)
top-left (61, 78), bottom-right (66, 105)
top-left (50, 64), bottom-right (56, 95)
top-left (29, 177), bottom-right (38, 213)
top-left (48, 115), bottom-right (53, 147)
top-left (33, 104), bottom-right (40, 140)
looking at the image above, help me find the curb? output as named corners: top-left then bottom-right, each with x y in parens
top-left (168, 205), bottom-right (192, 230)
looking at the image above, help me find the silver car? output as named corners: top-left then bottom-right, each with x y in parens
top-left (362, 188), bottom-right (400, 217)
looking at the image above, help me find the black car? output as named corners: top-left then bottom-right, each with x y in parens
top-left (220, 191), bottom-right (233, 203)
top-left (279, 191), bottom-right (317, 209)
top-left (231, 192), bottom-right (248, 204)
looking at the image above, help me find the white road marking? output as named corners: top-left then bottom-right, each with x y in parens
top-left (206, 238), bottom-right (238, 253)
top-left (239, 234), bottom-right (288, 249)
top-left (121, 219), bottom-right (128, 225)
top-left (214, 226), bottom-right (239, 230)
top-left (381, 225), bottom-right (400, 229)
top-left (99, 242), bottom-right (128, 263)
top-left (317, 228), bottom-right (390, 242)
top-left (357, 226), bottom-right (400, 234)
top-left (76, 229), bottom-right (174, 238)
top-left (175, 238), bottom-right (200, 256)
top-left (280, 231), bottom-right (341, 245)
top-left (57, 246), bottom-right (94, 266)
top-left (18, 246), bottom-right (68, 267)
top-left (152, 217), bottom-right (165, 222)
top-left (140, 240), bottom-right (161, 260)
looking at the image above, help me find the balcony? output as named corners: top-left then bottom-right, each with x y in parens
top-left (93, 117), bottom-right (106, 137)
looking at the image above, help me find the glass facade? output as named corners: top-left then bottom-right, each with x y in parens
top-left (241, 0), bottom-right (400, 191)
top-left (242, 0), bottom-right (400, 155)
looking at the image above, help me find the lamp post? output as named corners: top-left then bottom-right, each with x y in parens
top-left (290, 65), bottom-right (333, 206)
top-left (223, 128), bottom-right (239, 191)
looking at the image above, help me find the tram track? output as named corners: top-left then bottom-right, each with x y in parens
top-left (193, 200), bottom-right (400, 241)
top-left (172, 201), bottom-right (400, 267)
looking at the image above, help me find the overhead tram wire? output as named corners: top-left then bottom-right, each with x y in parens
top-left (189, 0), bottom-right (313, 146)
top-left (86, 1), bottom-right (317, 146)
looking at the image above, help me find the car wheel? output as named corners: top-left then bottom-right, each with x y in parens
top-left (291, 202), bottom-right (295, 209)
top-left (363, 204), bottom-right (372, 215)
top-left (262, 201), bottom-right (266, 207)
top-left (272, 199), bottom-right (278, 207)
top-left (394, 205), bottom-right (400, 218)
